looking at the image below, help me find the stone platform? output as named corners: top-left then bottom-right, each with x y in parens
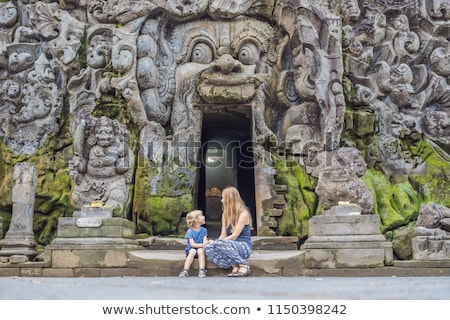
top-left (1, 236), bottom-right (450, 277)
top-left (302, 214), bottom-right (393, 268)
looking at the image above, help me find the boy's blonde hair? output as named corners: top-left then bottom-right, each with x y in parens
top-left (186, 210), bottom-right (203, 228)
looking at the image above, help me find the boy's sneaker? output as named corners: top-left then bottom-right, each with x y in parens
top-left (198, 269), bottom-right (207, 278)
top-left (178, 269), bottom-right (189, 277)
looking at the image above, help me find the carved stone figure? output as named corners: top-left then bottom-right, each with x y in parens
top-left (412, 202), bottom-right (450, 260)
top-left (170, 17), bottom-right (286, 144)
top-left (308, 147), bottom-right (374, 214)
top-left (0, 162), bottom-right (38, 260)
top-left (69, 116), bottom-right (133, 216)
top-left (416, 202), bottom-right (450, 232)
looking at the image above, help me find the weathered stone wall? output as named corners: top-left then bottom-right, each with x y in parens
top-left (0, 1), bottom-right (448, 260)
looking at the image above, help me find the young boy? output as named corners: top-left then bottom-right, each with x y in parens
top-left (179, 210), bottom-right (209, 277)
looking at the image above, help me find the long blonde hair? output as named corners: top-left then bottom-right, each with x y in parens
top-left (221, 186), bottom-right (251, 229)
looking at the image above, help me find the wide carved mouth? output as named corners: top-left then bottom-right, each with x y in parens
top-left (198, 74), bottom-right (258, 103)
top-left (200, 73), bottom-right (258, 86)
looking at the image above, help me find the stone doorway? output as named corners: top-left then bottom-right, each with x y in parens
top-left (198, 112), bottom-right (256, 238)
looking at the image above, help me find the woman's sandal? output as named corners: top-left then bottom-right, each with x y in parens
top-left (227, 266), bottom-right (239, 277)
top-left (234, 264), bottom-right (251, 277)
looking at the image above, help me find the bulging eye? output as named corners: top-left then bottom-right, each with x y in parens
top-left (238, 43), bottom-right (259, 65)
top-left (190, 42), bottom-right (213, 64)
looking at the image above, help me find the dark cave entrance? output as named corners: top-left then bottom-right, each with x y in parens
top-left (198, 112), bottom-right (256, 238)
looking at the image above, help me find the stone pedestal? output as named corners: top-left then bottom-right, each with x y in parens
top-left (45, 206), bottom-right (142, 268)
top-left (302, 208), bottom-right (393, 268)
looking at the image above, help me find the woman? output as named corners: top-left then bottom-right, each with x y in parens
top-left (204, 186), bottom-right (252, 277)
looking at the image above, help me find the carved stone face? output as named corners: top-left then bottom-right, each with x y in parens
top-left (95, 123), bottom-right (114, 147)
top-left (87, 35), bottom-right (111, 69)
top-left (14, 88), bottom-right (52, 123)
top-left (431, 46), bottom-right (450, 77)
top-left (49, 12), bottom-right (84, 71)
top-left (172, 18), bottom-right (278, 105)
top-left (0, 1), bottom-right (17, 28)
top-left (8, 52), bottom-right (34, 73)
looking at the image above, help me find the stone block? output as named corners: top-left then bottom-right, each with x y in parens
top-left (50, 248), bottom-right (130, 268)
top-left (42, 268), bottom-right (74, 277)
top-left (9, 255), bottom-right (29, 263)
top-left (56, 217), bottom-right (135, 239)
top-left (74, 206), bottom-right (113, 218)
top-left (303, 213), bottom-right (393, 268)
top-left (308, 215), bottom-right (382, 236)
top-left (74, 268), bottom-right (101, 277)
top-left (20, 267), bottom-right (43, 277)
top-left (304, 247), bottom-right (387, 269)
top-left (251, 236), bottom-right (299, 250)
top-left (0, 268), bottom-right (20, 277)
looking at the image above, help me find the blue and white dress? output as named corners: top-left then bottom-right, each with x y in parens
top-left (204, 224), bottom-right (252, 268)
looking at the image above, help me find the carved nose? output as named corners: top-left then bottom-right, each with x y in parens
top-left (213, 54), bottom-right (241, 75)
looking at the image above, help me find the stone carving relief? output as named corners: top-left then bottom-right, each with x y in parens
top-left (0, 1), bottom-right (85, 155)
top-left (69, 116), bottom-right (133, 216)
top-left (306, 147), bottom-right (374, 214)
top-left (281, 9), bottom-right (345, 155)
top-left (0, 0), bottom-right (448, 240)
top-left (412, 202), bottom-right (450, 260)
top-left (1, 46), bottom-right (62, 155)
top-left (427, 0), bottom-right (450, 20)
top-left (341, 2), bottom-right (450, 180)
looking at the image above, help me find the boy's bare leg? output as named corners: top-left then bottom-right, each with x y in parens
top-left (197, 248), bottom-right (206, 269)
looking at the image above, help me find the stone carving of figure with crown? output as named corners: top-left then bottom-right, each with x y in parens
top-left (69, 116), bottom-right (133, 217)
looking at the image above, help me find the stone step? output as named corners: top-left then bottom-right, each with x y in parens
top-left (274, 184), bottom-right (288, 192)
top-left (127, 249), bottom-right (305, 277)
top-left (138, 236), bottom-right (299, 250)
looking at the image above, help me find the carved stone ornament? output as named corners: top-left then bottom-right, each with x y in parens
top-left (0, 0), bottom-right (448, 239)
top-left (69, 116), bottom-right (133, 217)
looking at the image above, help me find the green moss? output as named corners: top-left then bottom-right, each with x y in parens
top-left (272, 154), bottom-right (318, 239)
top-left (135, 194), bottom-right (193, 235)
top-left (362, 171), bottom-right (402, 230)
top-left (410, 151), bottom-right (450, 207)
top-left (362, 170), bottom-right (420, 232)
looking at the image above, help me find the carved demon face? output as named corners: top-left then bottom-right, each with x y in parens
top-left (172, 18), bottom-right (280, 105)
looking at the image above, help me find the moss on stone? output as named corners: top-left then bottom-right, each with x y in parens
top-left (410, 151), bottom-right (450, 207)
top-left (272, 155), bottom-right (318, 239)
top-left (362, 170), bottom-right (408, 232)
top-left (139, 194), bottom-right (193, 235)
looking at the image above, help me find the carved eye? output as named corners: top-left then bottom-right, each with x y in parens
top-left (238, 43), bottom-right (259, 65)
top-left (190, 42), bottom-right (213, 64)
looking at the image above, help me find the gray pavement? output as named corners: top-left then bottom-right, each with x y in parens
top-left (1, 276), bottom-right (450, 300)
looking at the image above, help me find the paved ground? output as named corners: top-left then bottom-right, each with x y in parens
top-left (1, 276), bottom-right (450, 300)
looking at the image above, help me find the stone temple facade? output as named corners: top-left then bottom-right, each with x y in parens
top-left (0, 0), bottom-right (449, 264)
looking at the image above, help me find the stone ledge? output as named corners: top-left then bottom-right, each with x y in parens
top-left (138, 236), bottom-right (300, 250)
top-left (2, 255), bottom-right (450, 277)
